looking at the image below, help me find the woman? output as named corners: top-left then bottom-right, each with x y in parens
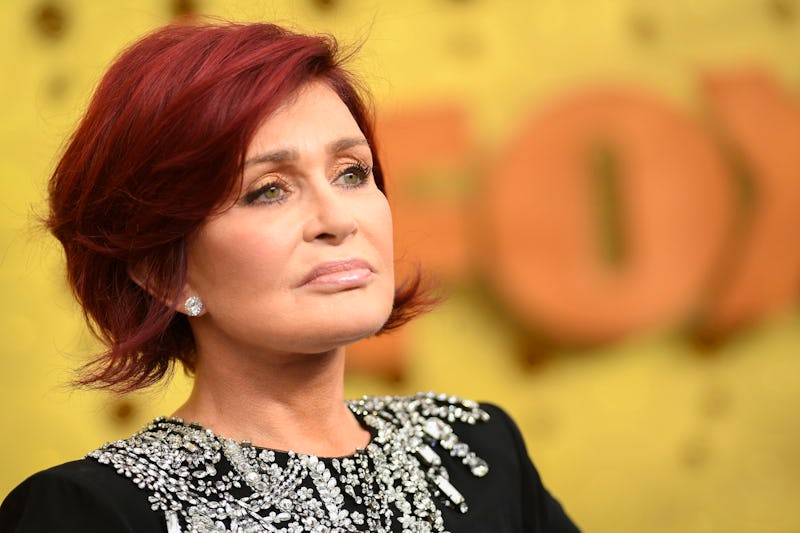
top-left (0, 21), bottom-right (579, 532)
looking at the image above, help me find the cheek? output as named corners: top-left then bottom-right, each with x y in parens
top-left (186, 221), bottom-right (290, 296)
top-left (369, 196), bottom-right (395, 268)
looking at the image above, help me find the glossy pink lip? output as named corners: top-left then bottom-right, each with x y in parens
top-left (298, 258), bottom-right (375, 289)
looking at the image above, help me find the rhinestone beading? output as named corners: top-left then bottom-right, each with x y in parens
top-left (88, 392), bottom-right (490, 533)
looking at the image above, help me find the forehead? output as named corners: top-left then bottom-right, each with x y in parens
top-left (246, 81), bottom-right (364, 156)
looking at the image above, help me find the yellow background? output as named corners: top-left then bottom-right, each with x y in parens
top-left (1, 1), bottom-right (799, 532)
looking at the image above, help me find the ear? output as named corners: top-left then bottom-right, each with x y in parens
top-left (127, 262), bottom-right (207, 317)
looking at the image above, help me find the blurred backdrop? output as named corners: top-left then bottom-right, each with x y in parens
top-left (1, 1), bottom-right (799, 531)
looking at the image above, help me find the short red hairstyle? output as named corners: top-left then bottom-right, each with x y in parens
top-left (47, 21), bottom-right (426, 392)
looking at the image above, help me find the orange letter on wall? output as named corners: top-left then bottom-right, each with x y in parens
top-left (696, 70), bottom-right (800, 338)
top-left (347, 103), bottom-right (472, 378)
top-left (485, 88), bottom-right (734, 343)
top-left (376, 103), bottom-right (473, 282)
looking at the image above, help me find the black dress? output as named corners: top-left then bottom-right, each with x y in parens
top-left (0, 396), bottom-right (579, 532)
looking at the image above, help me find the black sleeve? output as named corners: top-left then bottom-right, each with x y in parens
top-left (483, 403), bottom-right (581, 533)
top-left (0, 459), bottom-right (166, 533)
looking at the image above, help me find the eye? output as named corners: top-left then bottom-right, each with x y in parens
top-left (334, 163), bottom-right (371, 188)
top-left (243, 180), bottom-right (291, 205)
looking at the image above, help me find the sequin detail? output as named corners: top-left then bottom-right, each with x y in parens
top-left (88, 392), bottom-right (491, 533)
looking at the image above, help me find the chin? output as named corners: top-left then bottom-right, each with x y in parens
top-left (297, 304), bottom-right (392, 353)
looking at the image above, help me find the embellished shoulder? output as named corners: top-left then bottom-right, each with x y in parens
top-left (347, 392), bottom-right (492, 478)
top-left (88, 393), bottom-right (491, 533)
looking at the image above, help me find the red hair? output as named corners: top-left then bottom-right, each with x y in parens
top-left (47, 21), bottom-right (427, 392)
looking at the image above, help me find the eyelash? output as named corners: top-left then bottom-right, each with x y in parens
top-left (243, 178), bottom-right (291, 206)
top-left (243, 162), bottom-right (372, 206)
top-left (334, 162), bottom-right (372, 189)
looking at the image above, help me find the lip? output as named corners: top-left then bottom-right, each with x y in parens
top-left (297, 258), bottom-right (376, 289)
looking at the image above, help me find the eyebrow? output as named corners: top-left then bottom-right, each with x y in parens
top-left (244, 136), bottom-right (369, 168)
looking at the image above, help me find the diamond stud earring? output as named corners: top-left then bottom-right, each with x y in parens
top-left (184, 296), bottom-right (204, 317)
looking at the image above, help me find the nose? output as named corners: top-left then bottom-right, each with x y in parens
top-left (302, 185), bottom-right (358, 244)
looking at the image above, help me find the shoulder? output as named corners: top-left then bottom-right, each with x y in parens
top-left (458, 401), bottom-right (533, 462)
top-left (348, 391), bottom-right (491, 424)
top-left (0, 459), bottom-right (164, 533)
top-left (349, 392), bottom-right (495, 475)
top-left (11, 458), bottom-right (136, 488)
top-left (349, 393), bottom-right (520, 500)
top-left (348, 392), bottom-right (518, 446)
top-left (352, 393), bottom-right (581, 532)
top-left (349, 392), bottom-right (519, 451)
top-left (2, 459), bottom-right (138, 507)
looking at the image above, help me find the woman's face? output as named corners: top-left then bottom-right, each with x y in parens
top-left (184, 81), bottom-right (394, 357)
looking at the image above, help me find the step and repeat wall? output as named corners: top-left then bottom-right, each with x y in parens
top-left (1, 1), bottom-right (798, 531)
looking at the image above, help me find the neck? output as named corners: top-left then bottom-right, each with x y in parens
top-left (173, 344), bottom-right (369, 457)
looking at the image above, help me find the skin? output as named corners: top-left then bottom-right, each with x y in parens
top-left (172, 81), bottom-right (395, 456)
